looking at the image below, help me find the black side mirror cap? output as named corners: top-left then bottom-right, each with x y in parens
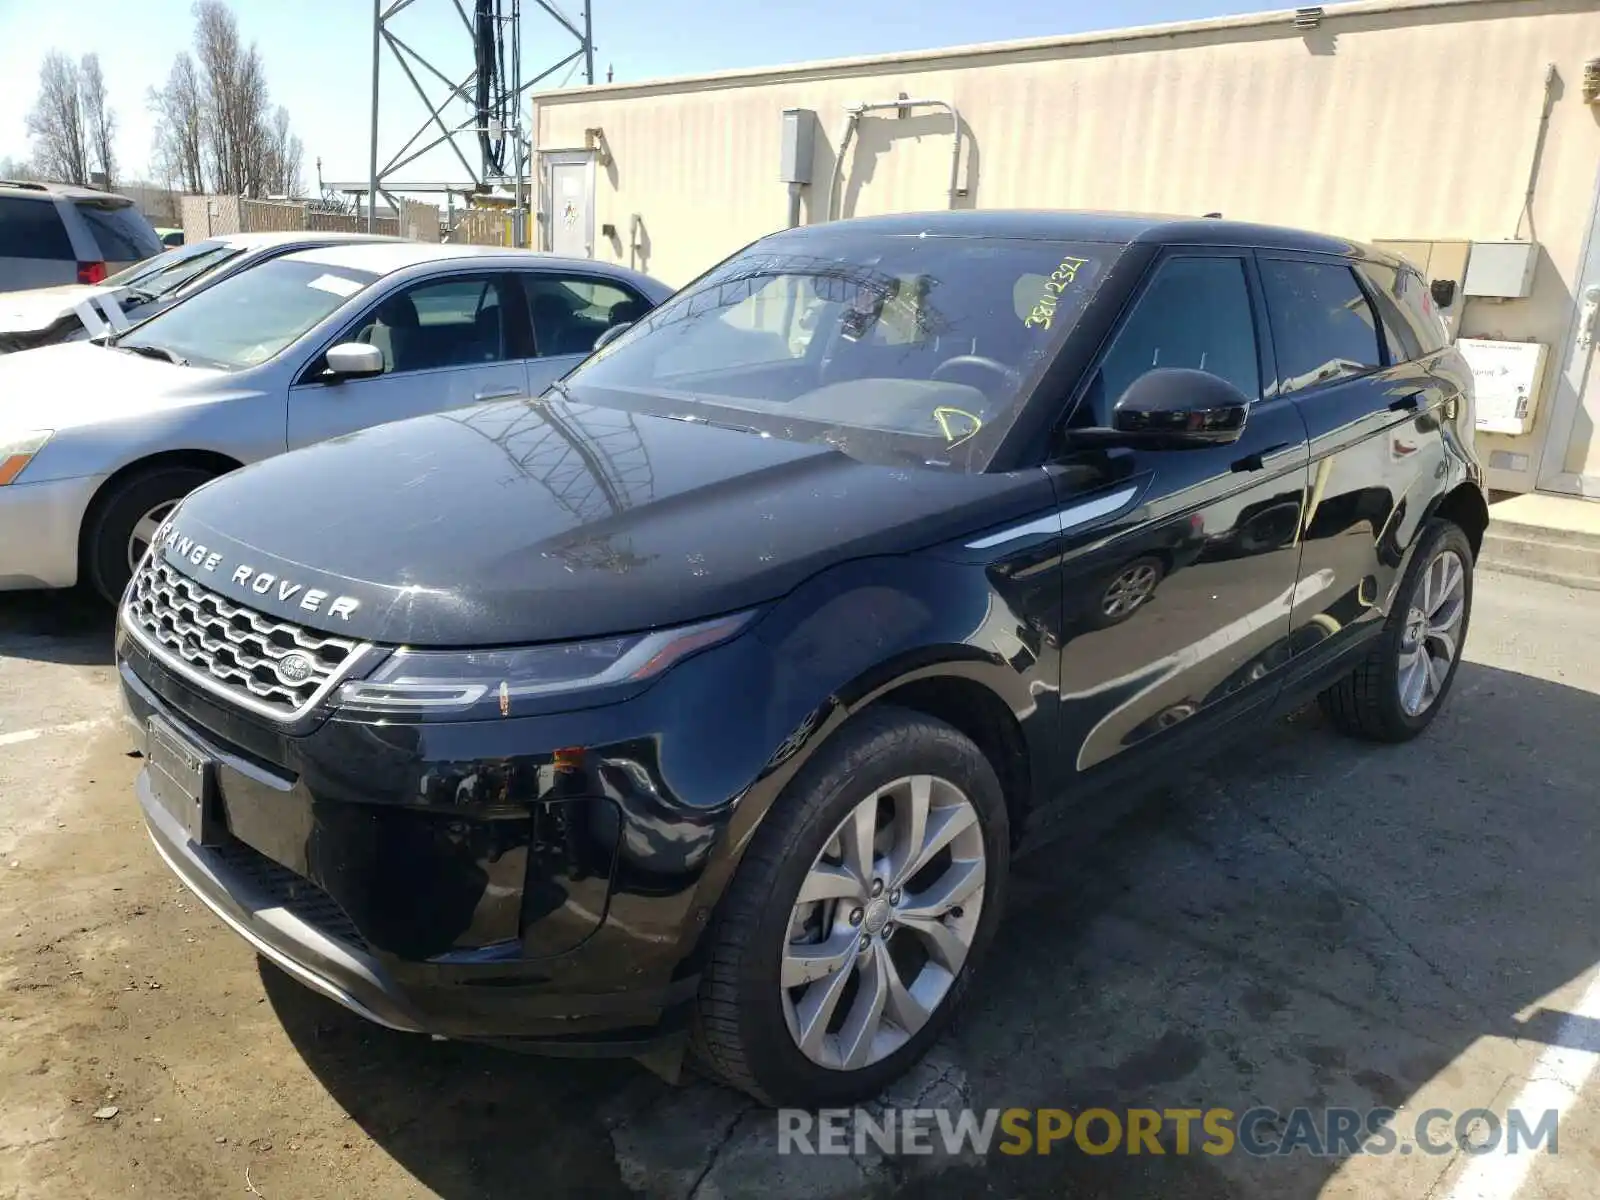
top-left (1430, 278), bottom-right (1457, 308)
top-left (1064, 368), bottom-right (1251, 451)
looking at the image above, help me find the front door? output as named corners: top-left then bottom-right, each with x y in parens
top-left (543, 153), bottom-right (594, 259)
top-left (286, 273), bottom-right (526, 450)
top-left (1051, 249), bottom-right (1311, 779)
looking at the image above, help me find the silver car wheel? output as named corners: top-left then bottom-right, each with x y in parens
top-left (1102, 562), bottom-right (1160, 619)
top-left (128, 501), bottom-right (178, 573)
top-left (1398, 548), bottom-right (1466, 717)
top-left (781, 774), bottom-right (986, 1072)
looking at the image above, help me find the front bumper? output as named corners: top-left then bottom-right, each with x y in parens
top-left (116, 626), bottom-right (760, 1054)
top-left (0, 473), bottom-right (103, 591)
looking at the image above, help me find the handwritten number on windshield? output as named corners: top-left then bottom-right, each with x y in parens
top-left (1024, 256), bottom-right (1091, 331)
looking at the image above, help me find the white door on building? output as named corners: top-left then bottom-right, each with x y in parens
top-left (543, 152), bottom-right (595, 259)
top-left (1537, 160), bottom-right (1600, 498)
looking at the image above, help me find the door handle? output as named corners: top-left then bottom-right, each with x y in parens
top-left (1230, 442), bottom-right (1292, 473)
top-left (474, 387), bottom-right (523, 402)
top-left (1388, 391), bottom-right (1422, 413)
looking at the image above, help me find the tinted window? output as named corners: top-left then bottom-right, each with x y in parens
top-left (349, 276), bottom-right (508, 373)
top-left (119, 257), bottom-right (378, 370)
top-left (1354, 263), bottom-right (1423, 363)
top-left (568, 233), bottom-right (1113, 469)
top-left (1089, 256), bottom-right (1259, 422)
top-left (74, 202), bottom-right (162, 261)
top-left (0, 196), bottom-right (73, 259)
top-left (525, 274), bottom-right (650, 357)
top-left (1260, 260), bottom-right (1382, 393)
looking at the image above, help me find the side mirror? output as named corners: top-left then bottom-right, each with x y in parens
top-left (324, 342), bottom-right (385, 381)
top-left (1066, 368), bottom-right (1250, 450)
top-left (592, 322), bottom-right (632, 352)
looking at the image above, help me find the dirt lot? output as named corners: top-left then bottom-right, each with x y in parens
top-left (4, 569), bottom-right (1600, 1200)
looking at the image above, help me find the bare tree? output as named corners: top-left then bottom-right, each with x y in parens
top-left (25, 51), bottom-right (89, 184)
top-left (263, 106), bottom-right (304, 197)
top-left (80, 53), bottom-right (116, 187)
top-left (0, 156), bottom-right (41, 182)
top-left (149, 53), bottom-right (206, 193)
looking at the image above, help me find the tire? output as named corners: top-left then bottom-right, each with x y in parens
top-left (690, 706), bottom-right (1010, 1107)
top-left (1318, 519), bottom-right (1474, 742)
top-left (83, 466), bottom-right (216, 604)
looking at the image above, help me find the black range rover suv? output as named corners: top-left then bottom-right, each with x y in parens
top-left (117, 212), bottom-right (1487, 1106)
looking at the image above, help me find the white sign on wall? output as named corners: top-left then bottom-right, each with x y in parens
top-left (1456, 337), bottom-right (1549, 436)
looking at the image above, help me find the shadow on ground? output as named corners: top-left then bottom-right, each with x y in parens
top-left (0, 590), bottom-right (116, 666)
top-left (266, 659), bottom-right (1600, 1199)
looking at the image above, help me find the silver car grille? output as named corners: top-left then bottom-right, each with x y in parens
top-left (122, 557), bottom-right (371, 722)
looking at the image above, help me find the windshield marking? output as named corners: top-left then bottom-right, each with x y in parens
top-left (1023, 255), bottom-right (1093, 331)
top-left (307, 273), bottom-right (364, 297)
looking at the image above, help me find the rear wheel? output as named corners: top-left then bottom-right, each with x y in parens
top-left (83, 466), bottom-right (216, 604)
top-left (690, 707), bottom-right (1009, 1106)
top-left (1318, 519), bottom-right (1473, 742)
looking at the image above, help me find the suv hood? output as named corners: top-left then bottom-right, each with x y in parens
top-left (161, 397), bottom-right (1051, 646)
top-left (0, 341), bottom-right (228, 431)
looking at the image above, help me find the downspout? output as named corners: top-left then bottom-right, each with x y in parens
top-left (826, 97), bottom-right (965, 222)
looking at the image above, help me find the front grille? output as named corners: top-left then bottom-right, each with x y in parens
top-left (124, 557), bottom-right (370, 722)
top-left (210, 839), bottom-right (369, 953)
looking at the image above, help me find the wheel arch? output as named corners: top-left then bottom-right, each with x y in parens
top-left (77, 449), bottom-right (244, 571)
top-left (1433, 481), bottom-right (1490, 560)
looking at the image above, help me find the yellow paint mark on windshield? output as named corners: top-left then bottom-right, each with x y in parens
top-left (1022, 255), bottom-right (1093, 331)
top-left (934, 405), bottom-right (983, 448)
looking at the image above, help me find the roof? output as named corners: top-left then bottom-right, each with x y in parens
top-left (762, 209), bottom-right (1374, 258)
top-left (0, 179), bottom-right (137, 203)
top-left (532, 0), bottom-right (1493, 101)
top-left (281, 240), bottom-right (644, 277)
top-left (209, 230), bottom-right (403, 250)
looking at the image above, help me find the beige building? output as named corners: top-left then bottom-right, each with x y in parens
top-left (531, 0), bottom-right (1600, 499)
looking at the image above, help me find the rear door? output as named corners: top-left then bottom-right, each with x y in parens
top-left (1052, 248), bottom-right (1311, 777)
top-left (285, 271), bottom-right (526, 449)
top-left (1258, 254), bottom-right (1451, 671)
top-left (517, 270), bottom-right (655, 392)
top-left (0, 195), bottom-right (77, 291)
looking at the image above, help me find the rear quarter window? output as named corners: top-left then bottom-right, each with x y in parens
top-left (74, 202), bottom-right (162, 262)
top-left (0, 196), bottom-right (74, 260)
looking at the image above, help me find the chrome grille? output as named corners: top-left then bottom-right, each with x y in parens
top-left (123, 557), bottom-right (370, 722)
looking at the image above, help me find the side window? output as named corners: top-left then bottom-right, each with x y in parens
top-left (347, 276), bottom-right (507, 375)
top-left (525, 274), bottom-right (650, 358)
top-left (1355, 263), bottom-right (1428, 363)
top-left (1090, 256), bottom-right (1260, 423)
top-left (1260, 259), bottom-right (1382, 393)
top-left (1394, 266), bottom-right (1450, 354)
top-left (0, 196), bottom-right (74, 260)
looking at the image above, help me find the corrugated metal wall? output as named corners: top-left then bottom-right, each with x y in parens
top-left (534, 0), bottom-right (1600, 485)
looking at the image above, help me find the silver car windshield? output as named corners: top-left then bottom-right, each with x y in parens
top-left (116, 258), bottom-right (379, 370)
top-left (106, 242), bottom-right (242, 298)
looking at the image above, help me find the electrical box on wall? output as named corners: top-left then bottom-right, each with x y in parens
top-left (1456, 337), bottom-right (1549, 436)
top-left (780, 108), bottom-right (817, 185)
top-left (1463, 240), bottom-right (1539, 299)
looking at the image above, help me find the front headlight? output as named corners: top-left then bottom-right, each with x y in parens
top-left (0, 430), bottom-right (53, 486)
top-left (336, 610), bottom-right (756, 717)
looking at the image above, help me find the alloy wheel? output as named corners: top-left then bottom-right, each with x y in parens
top-left (127, 501), bottom-right (178, 574)
top-left (1397, 548), bottom-right (1466, 717)
top-left (781, 774), bottom-right (986, 1072)
top-left (1102, 562), bottom-right (1160, 619)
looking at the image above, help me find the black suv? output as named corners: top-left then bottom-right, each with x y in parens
top-left (117, 212), bottom-right (1486, 1107)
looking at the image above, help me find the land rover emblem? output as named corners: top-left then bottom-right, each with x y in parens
top-left (275, 652), bottom-right (316, 686)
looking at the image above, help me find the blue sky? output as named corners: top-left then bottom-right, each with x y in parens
top-left (0, 0), bottom-right (1267, 188)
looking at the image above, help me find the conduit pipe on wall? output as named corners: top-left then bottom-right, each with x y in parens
top-left (826, 97), bottom-right (966, 221)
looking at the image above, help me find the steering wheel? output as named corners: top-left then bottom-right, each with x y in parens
top-left (931, 355), bottom-right (1019, 395)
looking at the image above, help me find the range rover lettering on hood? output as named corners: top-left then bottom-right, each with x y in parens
top-left (159, 525), bottom-right (360, 621)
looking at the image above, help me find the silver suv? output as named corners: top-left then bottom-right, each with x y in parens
top-left (0, 180), bottom-right (162, 292)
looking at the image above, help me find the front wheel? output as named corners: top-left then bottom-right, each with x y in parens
top-left (1319, 519), bottom-right (1474, 742)
top-left (690, 707), bottom-right (1009, 1106)
top-left (83, 466), bottom-right (217, 604)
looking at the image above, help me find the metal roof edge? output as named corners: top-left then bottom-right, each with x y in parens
top-left (530, 0), bottom-right (1503, 103)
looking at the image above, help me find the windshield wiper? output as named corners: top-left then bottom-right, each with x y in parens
top-left (119, 288), bottom-right (160, 306)
top-left (117, 343), bottom-right (188, 366)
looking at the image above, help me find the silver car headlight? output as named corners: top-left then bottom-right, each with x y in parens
top-left (336, 610), bottom-right (756, 717)
top-left (0, 430), bottom-right (53, 486)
